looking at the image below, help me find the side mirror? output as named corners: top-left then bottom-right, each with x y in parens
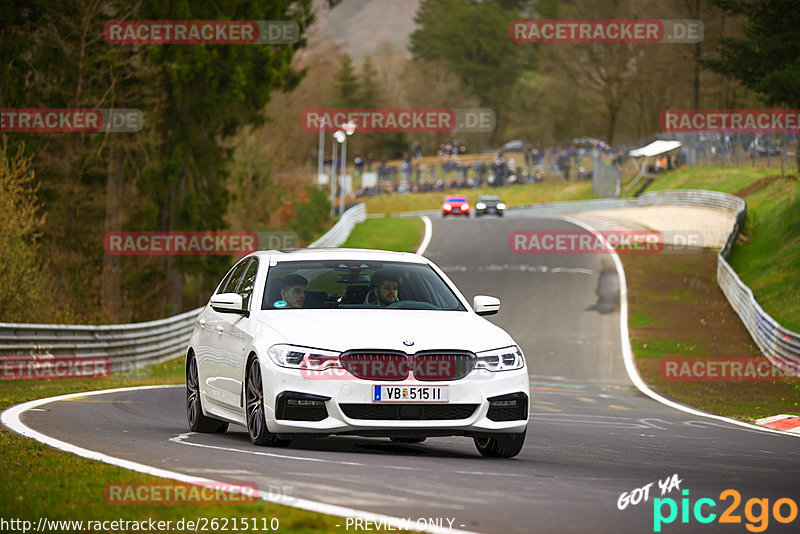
top-left (473, 295), bottom-right (500, 316)
top-left (210, 293), bottom-right (249, 317)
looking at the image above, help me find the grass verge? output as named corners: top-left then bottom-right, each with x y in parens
top-left (621, 249), bottom-right (800, 422)
top-left (644, 166), bottom-right (800, 331)
top-left (342, 217), bottom-right (425, 252)
top-left (0, 359), bottom-right (345, 532)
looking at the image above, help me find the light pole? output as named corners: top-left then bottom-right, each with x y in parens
top-left (334, 121), bottom-right (357, 216)
top-left (330, 135), bottom-right (338, 217)
top-left (317, 116), bottom-right (326, 191)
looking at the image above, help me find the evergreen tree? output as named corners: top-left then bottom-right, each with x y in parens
top-left (332, 54), bottom-right (362, 108)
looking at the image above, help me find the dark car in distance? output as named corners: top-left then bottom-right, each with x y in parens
top-left (475, 195), bottom-right (506, 217)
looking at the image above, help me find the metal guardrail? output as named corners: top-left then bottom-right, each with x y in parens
top-left (2, 194), bottom-right (796, 377)
top-left (0, 307), bottom-right (202, 373)
top-left (0, 204), bottom-right (368, 376)
top-left (309, 203), bottom-right (367, 247)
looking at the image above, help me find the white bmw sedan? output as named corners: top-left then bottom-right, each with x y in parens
top-left (186, 248), bottom-right (529, 457)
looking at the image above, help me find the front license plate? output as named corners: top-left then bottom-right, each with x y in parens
top-left (373, 385), bottom-right (448, 403)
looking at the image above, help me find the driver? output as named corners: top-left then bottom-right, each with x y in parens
top-left (280, 274), bottom-right (307, 308)
top-left (371, 269), bottom-right (400, 308)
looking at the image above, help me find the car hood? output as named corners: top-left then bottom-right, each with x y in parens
top-left (256, 310), bottom-right (515, 353)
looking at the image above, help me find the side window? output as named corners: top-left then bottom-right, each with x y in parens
top-left (237, 259), bottom-right (259, 310)
top-left (216, 268), bottom-right (236, 295)
top-left (218, 260), bottom-right (249, 295)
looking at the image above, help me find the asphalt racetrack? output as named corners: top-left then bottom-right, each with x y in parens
top-left (13, 216), bottom-right (800, 533)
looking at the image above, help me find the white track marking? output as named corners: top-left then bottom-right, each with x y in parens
top-left (417, 215), bottom-right (432, 255)
top-left (557, 214), bottom-right (799, 439)
top-left (169, 432), bottom-right (531, 477)
top-left (170, 432), bottom-right (424, 470)
top-left (1, 386), bottom-right (478, 534)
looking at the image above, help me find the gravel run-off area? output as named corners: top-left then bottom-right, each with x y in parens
top-left (577, 206), bottom-right (737, 249)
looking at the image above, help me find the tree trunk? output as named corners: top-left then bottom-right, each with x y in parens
top-left (606, 102), bottom-right (620, 145)
top-left (102, 140), bottom-right (123, 322)
top-left (165, 173), bottom-right (186, 314)
top-left (693, 0), bottom-right (701, 109)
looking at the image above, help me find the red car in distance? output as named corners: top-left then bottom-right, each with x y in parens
top-left (442, 195), bottom-right (470, 217)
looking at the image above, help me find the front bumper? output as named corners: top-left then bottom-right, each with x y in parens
top-left (261, 360), bottom-right (529, 436)
top-left (477, 207), bottom-right (504, 215)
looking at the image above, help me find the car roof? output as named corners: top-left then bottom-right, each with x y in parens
top-left (479, 195), bottom-right (500, 200)
top-left (248, 248), bottom-right (429, 265)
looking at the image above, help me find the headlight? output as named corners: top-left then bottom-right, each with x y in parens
top-left (443, 203), bottom-right (452, 210)
top-left (267, 344), bottom-right (341, 370)
top-left (476, 202), bottom-right (486, 209)
top-left (461, 203), bottom-right (469, 210)
top-left (497, 203), bottom-right (506, 210)
top-left (474, 346), bottom-right (525, 372)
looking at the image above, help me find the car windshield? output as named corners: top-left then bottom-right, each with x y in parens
top-left (480, 196), bottom-right (499, 202)
top-left (262, 260), bottom-right (466, 311)
top-left (446, 197), bottom-right (467, 202)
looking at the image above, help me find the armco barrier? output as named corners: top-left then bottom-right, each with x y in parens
top-left (308, 203), bottom-right (366, 248)
top-left (0, 307), bottom-right (201, 374)
top-left (0, 204), bottom-right (367, 375)
top-left (2, 195), bottom-right (796, 376)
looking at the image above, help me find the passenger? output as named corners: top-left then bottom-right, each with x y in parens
top-left (280, 274), bottom-right (307, 308)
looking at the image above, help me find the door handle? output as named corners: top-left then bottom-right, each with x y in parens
top-left (216, 325), bottom-right (224, 334)
top-left (198, 319), bottom-right (206, 328)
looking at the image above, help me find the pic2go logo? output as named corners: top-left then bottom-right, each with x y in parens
top-left (653, 489), bottom-right (799, 532)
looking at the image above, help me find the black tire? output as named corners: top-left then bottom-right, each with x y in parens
top-left (442, 212), bottom-right (448, 218)
top-left (390, 437), bottom-right (427, 444)
top-left (186, 354), bottom-right (228, 433)
top-left (245, 357), bottom-right (291, 447)
top-left (473, 430), bottom-right (526, 458)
